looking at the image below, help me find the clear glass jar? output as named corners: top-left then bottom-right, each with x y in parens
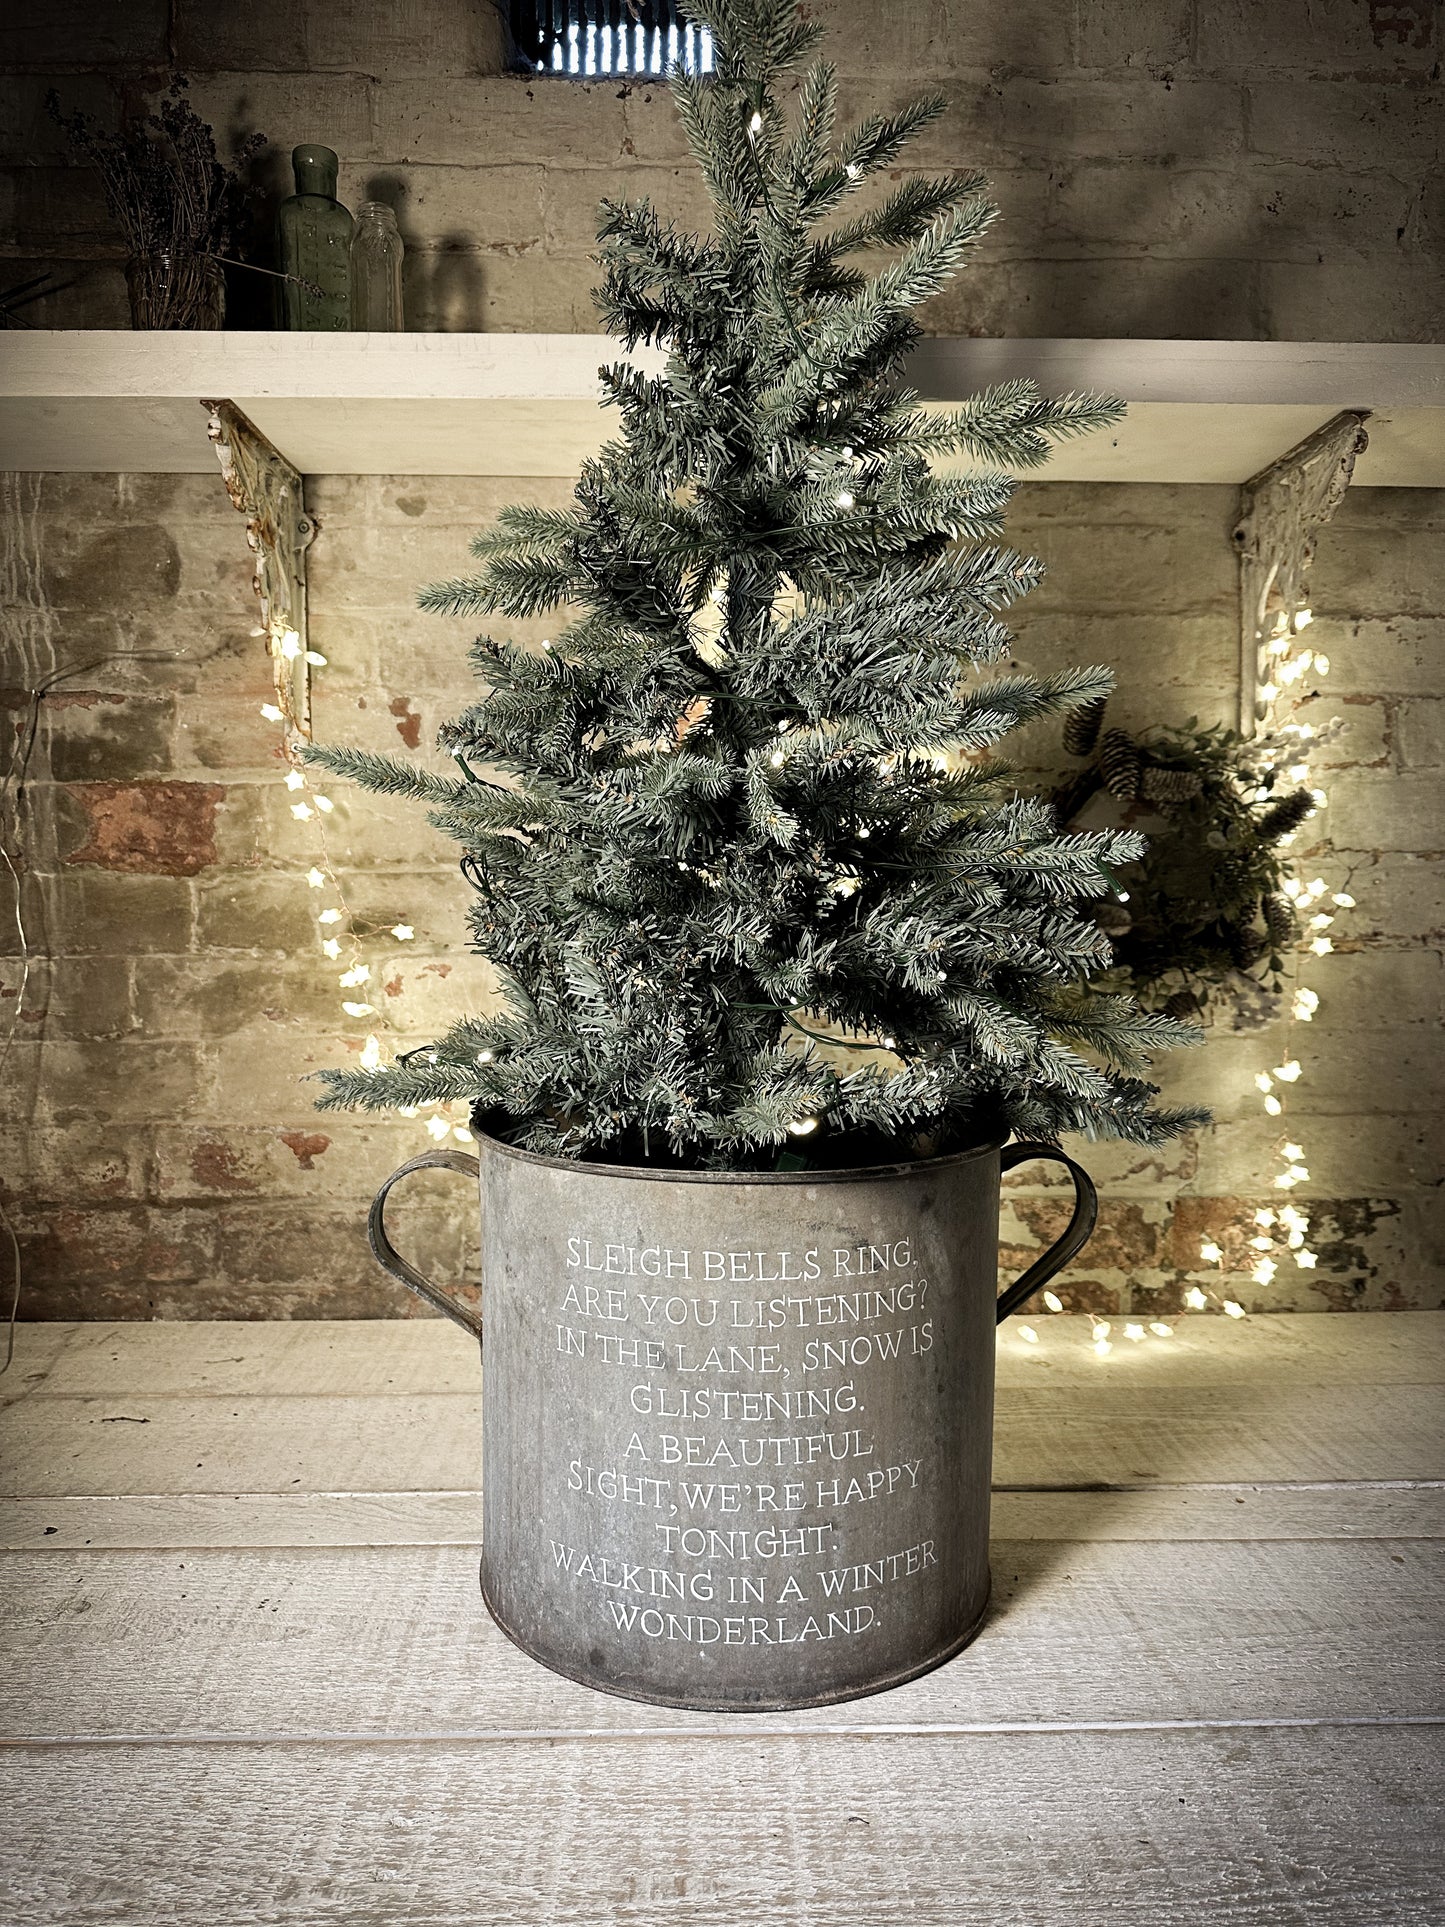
top-left (349, 201), bottom-right (405, 331)
top-left (125, 250), bottom-right (225, 329)
top-left (277, 144), bottom-right (353, 330)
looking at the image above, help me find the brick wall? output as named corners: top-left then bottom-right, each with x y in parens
top-left (2, 0), bottom-right (1441, 1315)
top-left (3, 471), bottom-right (1441, 1317)
top-left (1, 0), bottom-right (1440, 338)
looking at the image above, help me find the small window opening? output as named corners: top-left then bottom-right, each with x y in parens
top-left (509, 1), bottom-right (715, 76)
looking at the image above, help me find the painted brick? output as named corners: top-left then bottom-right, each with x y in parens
top-left (1076, 1), bottom-right (1191, 72)
top-left (1313, 533), bottom-right (1445, 618)
top-left (988, 79), bottom-right (1247, 164)
top-left (13, 1206), bottom-right (218, 1316)
top-left (373, 75), bottom-right (635, 169)
top-left (1397, 698), bottom-right (1445, 769)
top-left (334, 159), bottom-right (547, 253)
top-left (0, 1123), bottom-right (147, 1204)
top-left (26, 1040), bottom-right (206, 1126)
top-left (918, 253), bottom-right (1263, 341)
top-left (1313, 619), bottom-right (1445, 697)
top-left (1192, 1112), bottom-right (1444, 1195)
top-left (1196, 0), bottom-right (1439, 77)
top-left (20, 872), bottom-right (194, 957)
top-left (1325, 770), bottom-right (1445, 852)
top-left (1, 955), bottom-right (133, 1042)
top-left (810, 0), bottom-right (1076, 81)
top-left (1044, 162), bottom-right (1416, 265)
top-left (1349, 854), bottom-right (1445, 941)
top-left (0, 0), bottom-right (169, 68)
top-left (1245, 81), bottom-right (1444, 166)
top-left (194, 875), bottom-right (320, 954)
top-left (302, 0), bottom-right (508, 79)
top-left (543, 162), bottom-right (712, 252)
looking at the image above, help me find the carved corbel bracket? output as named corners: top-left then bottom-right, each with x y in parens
top-left (204, 400), bottom-right (318, 741)
top-left (1233, 410), bottom-right (1370, 735)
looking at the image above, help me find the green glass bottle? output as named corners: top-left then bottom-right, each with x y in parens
top-left (277, 145), bottom-right (353, 330)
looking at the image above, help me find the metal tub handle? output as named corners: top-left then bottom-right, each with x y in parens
top-left (367, 1150), bottom-right (483, 1341)
top-left (994, 1141), bottom-right (1098, 1323)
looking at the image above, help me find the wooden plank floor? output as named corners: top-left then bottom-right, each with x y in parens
top-left (1, 1312), bottom-right (1441, 1925)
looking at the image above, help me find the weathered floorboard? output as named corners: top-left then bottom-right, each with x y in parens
top-left (4, 1725), bottom-right (1440, 1927)
top-left (4, 1384), bottom-right (1440, 1497)
top-left (1, 1537), bottom-right (1439, 1738)
top-left (6, 1312), bottom-right (1441, 1401)
top-left (4, 1480), bottom-right (1441, 1549)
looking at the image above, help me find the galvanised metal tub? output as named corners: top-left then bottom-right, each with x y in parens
top-left (369, 1132), bottom-right (1095, 1711)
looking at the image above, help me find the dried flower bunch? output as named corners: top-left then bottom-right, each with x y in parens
top-left (47, 78), bottom-right (265, 275)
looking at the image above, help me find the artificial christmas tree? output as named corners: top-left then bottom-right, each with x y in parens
top-left (315, 0), bottom-right (1206, 1710)
top-left (305, 0), bottom-right (1202, 1169)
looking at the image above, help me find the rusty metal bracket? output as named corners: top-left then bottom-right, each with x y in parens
top-left (1233, 410), bottom-right (1370, 736)
top-left (204, 400), bottom-right (318, 742)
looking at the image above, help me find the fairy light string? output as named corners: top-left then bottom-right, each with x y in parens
top-left (1192, 599), bottom-right (1353, 1313)
top-left (258, 631), bottom-right (470, 1152)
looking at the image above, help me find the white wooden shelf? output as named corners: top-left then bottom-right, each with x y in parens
top-left (0, 331), bottom-right (1441, 483)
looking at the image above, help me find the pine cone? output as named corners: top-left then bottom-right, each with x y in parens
top-left (1224, 920), bottom-right (1268, 969)
top-left (1257, 790), bottom-right (1315, 842)
top-left (1140, 764), bottom-right (1204, 806)
top-left (1099, 728), bottom-right (1142, 803)
top-left (1162, 988), bottom-right (1201, 1020)
top-left (1062, 696), bottom-right (1107, 758)
top-left (1262, 893), bottom-right (1295, 946)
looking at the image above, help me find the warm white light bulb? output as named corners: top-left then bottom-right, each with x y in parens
top-left (321, 938), bottom-right (341, 960)
top-left (1184, 1286), bottom-right (1208, 1310)
top-left (1042, 1290), bottom-right (1063, 1312)
top-left (1264, 1095), bottom-right (1283, 1116)
top-left (317, 908), bottom-right (342, 925)
top-left (749, 110), bottom-right (763, 133)
top-left (307, 868), bottom-right (326, 888)
top-left (1019, 1324), bottom-right (1039, 1343)
top-left (1149, 1322), bottom-right (1173, 1338)
top-left (261, 703), bottom-right (284, 722)
top-left (788, 1116), bottom-right (819, 1136)
top-left (1199, 1241), bottom-right (1223, 1263)
top-left (1223, 1300), bottom-right (1246, 1319)
top-left (359, 1035), bottom-right (382, 1072)
top-left (286, 770), bottom-right (305, 791)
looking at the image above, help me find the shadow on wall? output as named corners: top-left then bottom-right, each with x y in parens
top-left (363, 171), bottom-right (489, 332)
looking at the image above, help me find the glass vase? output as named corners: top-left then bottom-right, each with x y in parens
top-left (350, 201), bottom-right (405, 331)
top-left (125, 251), bottom-right (225, 329)
top-left (277, 144), bottom-right (353, 330)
